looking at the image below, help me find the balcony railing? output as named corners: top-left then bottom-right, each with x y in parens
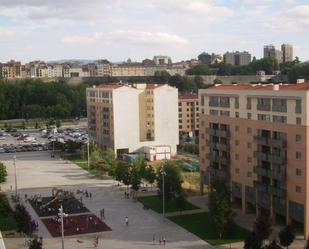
top-left (254, 166), bottom-right (269, 177)
top-left (254, 181), bottom-right (268, 192)
top-left (269, 186), bottom-right (286, 198)
top-left (254, 151), bottom-right (287, 164)
top-left (273, 199), bottom-right (286, 216)
top-left (257, 104), bottom-right (271, 111)
top-left (206, 154), bottom-right (230, 165)
top-left (272, 105), bottom-right (287, 112)
top-left (206, 141), bottom-right (230, 151)
top-left (208, 166), bottom-right (229, 178)
top-left (253, 135), bottom-right (287, 148)
top-left (206, 128), bottom-right (217, 136)
top-left (205, 128), bottom-right (230, 138)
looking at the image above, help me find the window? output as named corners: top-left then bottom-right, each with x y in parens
top-left (235, 168), bottom-right (240, 174)
top-left (296, 168), bottom-right (302, 176)
top-left (235, 126), bottom-right (239, 132)
top-left (295, 99), bottom-right (302, 113)
top-left (235, 140), bottom-right (239, 146)
top-left (247, 171), bottom-right (252, 177)
top-left (296, 152), bottom-right (302, 160)
top-left (235, 97), bottom-right (239, 109)
top-left (235, 112), bottom-right (239, 118)
top-left (296, 186), bottom-right (302, 193)
top-left (272, 98), bottom-right (287, 112)
top-left (247, 157), bottom-right (252, 163)
top-left (247, 127), bottom-right (252, 134)
top-left (235, 154), bottom-right (240, 160)
top-left (296, 134), bottom-right (301, 142)
top-left (247, 142), bottom-right (252, 149)
top-left (258, 114), bottom-right (271, 121)
top-left (220, 96), bottom-right (230, 108)
top-left (247, 97), bottom-right (251, 110)
top-left (247, 113), bottom-right (251, 119)
top-left (296, 117), bottom-right (302, 125)
top-left (179, 125), bottom-right (182, 129)
top-left (209, 96), bottom-right (219, 107)
top-left (220, 110), bottom-right (230, 117)
top-left (210, 109), bottom-right (219, 116)
top-left (272, 115), bottom-right (287, 124)
top-left (178, 108), bottom-right (182, 112)
top-left (257, 98), bottom-right (271, 111)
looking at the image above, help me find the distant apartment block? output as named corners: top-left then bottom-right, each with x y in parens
top-left (86, 83), bottom-right (179, 159)
top-left (178, 94), bottom-right (199, 135)
top-left (199, 82), bottom-right (309, 238)
top-left (153, 56), bottom-right (171, 65)
top-left (0, 60), bottom-right (21, 79)
top-left (223, 51), bottom-right (251, 66)
top-left (264, 43), bottom-right (293, 64)
top-left (281, 44), bottom-right (293, 63)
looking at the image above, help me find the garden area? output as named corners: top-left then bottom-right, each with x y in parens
top-left (137, 195), bottom-right (199, 213)
top-left (0, 193), bottom-right (18, 231)
top-left (169, 212), bottom-right (249, 245)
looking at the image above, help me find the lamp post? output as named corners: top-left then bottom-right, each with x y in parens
top-left (87, 140), bottom-right (90, 171)
top-left (160, 166), bottom-right (166, 220)
top-left (58, 205), bottom-right (68, 249)
top-left (13, 155), bottom-right (17, 198)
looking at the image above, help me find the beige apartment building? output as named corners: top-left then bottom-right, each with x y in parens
top-left (86, 83), bottom-right (179, 159)
top-left (178, 94), bottom-right (199, 135)
top-left (199, 82), bottom-right (309, 238)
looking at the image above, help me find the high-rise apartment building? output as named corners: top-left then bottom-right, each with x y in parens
top-left (223, 51), bottom-right (251, 66)
top-left (178, 94), bottom-right (199, 135)
top-left (199, 82), bottom-right (309, 238)
top-left (86, 83), bottom-right (179, 159)
top-left (281, 44), bottom-right (293, 63)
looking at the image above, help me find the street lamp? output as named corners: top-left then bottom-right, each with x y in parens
top-left (160, 165), bottom-right (166, 220)
top-left (13, 155), bottom-right (17, 198)
top-left (87, 140), bottom-right (90, 171)
top-left (58, 205), bottom-right (68, 249)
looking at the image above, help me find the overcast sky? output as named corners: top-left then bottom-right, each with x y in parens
top-left (0, 0), bottom-right (308, 63)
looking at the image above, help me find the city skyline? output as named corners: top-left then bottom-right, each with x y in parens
top-left (0, 0), bottom-right (308, 63)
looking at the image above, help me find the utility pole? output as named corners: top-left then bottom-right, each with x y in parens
top-left (58, 205), bottom-right (67, 249)
top-left (160, 165), bottom-right (166, 220)
top-left (87, 140), bottom-right (90, 171)
top-left (13, 155), bottom-right (17, 198)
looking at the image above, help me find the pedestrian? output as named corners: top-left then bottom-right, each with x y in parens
top-left (124, 191), bottom-right (127, 198)
top-left (163, 237), bottom-right (166, 246)
top-left (125, 216), bottom-right (129, 226)
top-left (102, 208), bottom-right (105, 218)
top-left (152, 234), bottom-right (156, 244)
top-left (89, 192), bottom-right (92, 199)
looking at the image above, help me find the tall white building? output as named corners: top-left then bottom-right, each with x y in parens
top-left (86, 83), bottom-right (179, 159)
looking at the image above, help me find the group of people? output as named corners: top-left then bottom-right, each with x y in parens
top-left (153, 234), bottom-right (166, 246)
top-left (77, 189), bottom-right (93, 203)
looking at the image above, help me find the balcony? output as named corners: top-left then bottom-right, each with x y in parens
top-left (257, 104), bottom-right (271, 111)
top-left (254, 136), bottom-right (287, 148)
top-left (205, 128), bottom-right (230, 138)
top-left (254, 151), bottom-right (287, 164)
top-left (209, 101), bottom-right (219, 107)
top-left (254, 151), bottom-right (269, 161)
top-left (254, 181), bottom-right (268, 193)
top-left (272, 105), bottom-right (287, 113)
top-left (269, 170), bottom-right (286, 181)
top-left (273, 198), bottom-right (286, 216)
top-left (254, 166), bottom-right (269, 177)
top-left (269, 185), bottom-right (286, 198)
top-left (257, 191), bottom-right (271, 209)
top-left (253, 136), bottom-right (268, 145)
top-left (206, 154), bottom-right (230, 165)
top-left (206, 128), bottom-right (217, 136)
top-left (208, 167), bottom-right (229, 178)
top-left (206, 141), bottom-right (230, 151)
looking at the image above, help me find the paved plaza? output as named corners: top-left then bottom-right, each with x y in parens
top-left (0, 151), bottom-right (210, 249)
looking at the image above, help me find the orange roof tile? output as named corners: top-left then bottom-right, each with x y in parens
top-left (207, 82), bottom-right (309, 91)
top-left (179, 94), bottom-right (198, 100)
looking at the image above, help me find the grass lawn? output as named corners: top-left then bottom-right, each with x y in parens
top-left (182, 171), bottom-right (208, 194)
top-left (67, 154), bottom-right (99, 175)
top-left (137, 195), bottom-right (199, 213)
top-left (169, 212), bottom-right (250, 246)
top-left (0, 193), bottom-right (18, 231)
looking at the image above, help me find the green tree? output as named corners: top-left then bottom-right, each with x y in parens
top-left (253, 216), bottom-right (272, 244)
top-left (157, 161), bottom-right (183, 202)
top-left (14, 204), bottom-right (36, 236)
top-left (244, 232), bottom-right (262, 249)
top-left (186, 64), bottom-right (212, 75)
top-left (144, 165), bottom-right (156, 190)
top-left (0, 162), bottom-right (7, 183)
top-left (21, 121), bottom-right (26, 130)
top-left (35, 122), bottom-right (39, 129)
top-left (28, 238), bottom-right (43, 249)
top-left (115, 161), bottom-right (131, 187)
top-left (278, 225), bottom-right (295, 249)
top-left (56, 120), bottom-right (61, 128)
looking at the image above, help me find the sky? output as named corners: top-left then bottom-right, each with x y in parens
top-left (0, 0), bottom-right (308, 63)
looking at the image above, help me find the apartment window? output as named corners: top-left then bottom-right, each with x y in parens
top-left (209, 96), bottom-right (219, 107)
top-left (187, 114), bottom-right (189, 117)
top-left (257, 114), bottom-right (271, 121)
top-left (257, 98), bottom-right (271, 111)
top-left (235, 140), bottom-right (239, 146)
top-left (247, 171), bottom-right (252, 177)
top-left (178, 114), bottom-right (182, 118)
top-left (178, 102), bottom-right (182, 106)
top-left (235, 97), bottom-right (239, 109)
top-left (220, 96), bottom-right (230, 108)
top-left (272, 115), bottom-right (287, 124)
top-left (296, 186), bottom-right (302, 193)
top-left (201, 96), bottom-right (205, 106)
top-left (247, 113), bottom-right (251, 119)
top-left (235, 112), bottom-right (239, 118)
top-left (178, 108), bottom-right (182, 112)
top-left (247, 157), bottom-right (252, 163)
top-left (187, 108), bottom-right (189, 111)
top-left (247, 127), bottom-right (252, 134)
top-left (272, 98), bottom-right (287, 112)
top-left (295, 99), bottom-right (302, 114)
top-left (220, 110), bottom-right (230, 117)
top-left (247, 97), bottom-right (251, 110)
top-left (296, 117), bottom-right (302, 125)
top-left (179, 125), bottom-right (182, 129)
top-left (235, 168), bottom-right (240, 174)
top-left (296, 152), bottom-right (302, 160)
top-left (296, 168), bottom-right (302, 176)
top-left (210, 109), bottom-right (219, 116)
top-left (235, 154), bottom-right (240, 160)
top-left (296, 134), bottom-right (301, 142)
top-left (187, 125), bottom-right (190, 129)
top-left (247, 142), bottom-right (252, 149)
top-left (235, 125), bottom-right (239, 132)
top-left (179, 120), bottom-right (182, 123)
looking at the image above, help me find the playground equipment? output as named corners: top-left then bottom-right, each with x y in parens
top-left (42, 187), bottom-right (74, 208)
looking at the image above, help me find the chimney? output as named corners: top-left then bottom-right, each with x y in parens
top-left (273, 84), bottom-right (279, 91)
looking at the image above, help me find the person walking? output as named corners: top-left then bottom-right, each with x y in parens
top-left (152, 234), bottom-right (156, 244)
top-left (125, 216), bottom-right (129, 226)
top-left (102, 208), bottom-right (105, 218)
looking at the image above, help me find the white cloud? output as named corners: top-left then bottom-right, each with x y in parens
top-left (62, 30), bottom-right (189, 47)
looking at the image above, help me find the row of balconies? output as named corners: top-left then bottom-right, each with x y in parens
top-left (254, 181), bottom-right (286, 198)
top-left (254, 151), bottom-right (287, 164)
top-left (206, 153), bottom-right (230, 165)
top-left (254, 166), bottom-right (286, 181)
top-left (206, 141), bottom-right (230, 151)
top-left (253, 135), bottom-right (287, 148)
top-left (206, 128), bottom-right (230, 137)
top-left (208, 166), bottom-right (229, 178)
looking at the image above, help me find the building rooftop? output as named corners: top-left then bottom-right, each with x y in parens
top-left (207, 82), bottom-right (309, 91)
top-left (179, 93), bottom-right (198, 100)
top-left (94, 83), bottom-right (168, 90)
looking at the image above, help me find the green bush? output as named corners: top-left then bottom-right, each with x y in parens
top-left (0, 162), bottom-right (7, 183)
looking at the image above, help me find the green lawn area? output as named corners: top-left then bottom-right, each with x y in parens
top-left (67, 154), bottom-right (99, 175)
top-left (169, 212), bottom-right (250, 246)
top-left (0, 193), bottom-right (17, 231)
top-left (137, 195), bottom-right (199, 213)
